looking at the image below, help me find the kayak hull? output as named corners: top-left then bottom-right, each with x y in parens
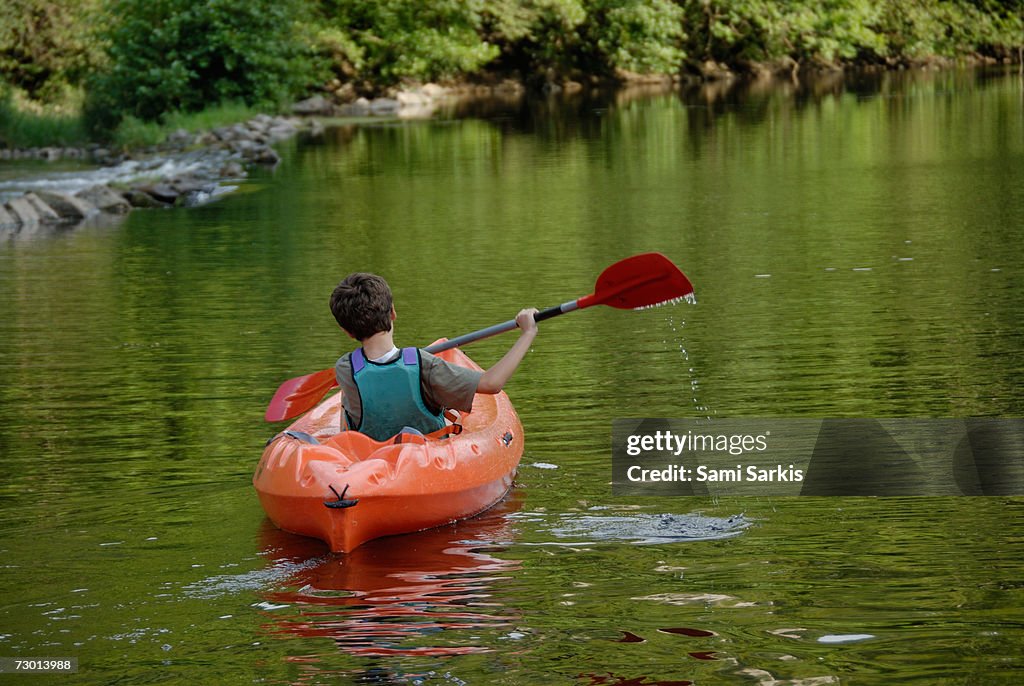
top-left (254, 345), bottom-right (523, 553)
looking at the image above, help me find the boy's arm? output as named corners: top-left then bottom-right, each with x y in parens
top-left (477, 309), bottom-right (538, 394)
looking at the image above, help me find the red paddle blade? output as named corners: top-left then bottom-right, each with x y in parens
top-left (265, 368), bottom-right (338, 422)
top-left (577, 252), bottom-right (694, 310)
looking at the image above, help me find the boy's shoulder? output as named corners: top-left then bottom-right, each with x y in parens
top-left (418, 349), bottom-right (482, 382)
top-left (335, 350), bottom-right (355, 383)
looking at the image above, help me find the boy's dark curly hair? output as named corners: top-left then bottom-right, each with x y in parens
top-left (330, 273), bottom-right (393, 341)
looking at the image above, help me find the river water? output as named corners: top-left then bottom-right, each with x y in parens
top-left (1, 68), bottom-right (1022, 684)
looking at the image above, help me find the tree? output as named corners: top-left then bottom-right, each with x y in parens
top-left (0, 0), bottom-right (103, 101)
top-left (85, 0), bottom-right (320, 132)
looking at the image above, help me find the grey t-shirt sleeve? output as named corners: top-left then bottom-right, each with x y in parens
top-left (420, 350), bottom-right (482, 413)
top-left (335, 352), bottom-right (360, 429)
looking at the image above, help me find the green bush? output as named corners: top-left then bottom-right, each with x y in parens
top-left (584, 0), bottom-right (686, 74)
top-left (876, 0), bottom-right (1023, 60)
top-left (85, 0), bottom-right (321, 134)
top-left (313, 0), bottom-right (500, 86)
top-left (499, 0), bottom-right (685, 78)
top-left (679, 0), bottom-right (1022, 68)
top-left (311, 0), bottom-right (686, 87)
top-left (481, 0), bottom-right (588, 78)
top-left (679, 0), bottom-right (887, 66)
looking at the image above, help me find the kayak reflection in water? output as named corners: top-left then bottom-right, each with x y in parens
top-left (256, 494), bottom-right (524, 662)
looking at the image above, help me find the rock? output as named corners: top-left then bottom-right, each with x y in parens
top-left (397, 103), bottom-right (437, 120)
top-left (248, 145), bottom-right (280, 165)
top-left (421, 83), bottom-right (446, 99)
top-left (334, 83), bottom-right (356, 103)
top-left (271, 117), bottom-right (298, 130)
top-left (167, 128), bottom-right (191, 144)
top-left (229, 139), bottom-right (259, 156)
top-left (34, 191), bottom-right (99, 220)
top-left (495, 79), bottom-right (524, 94)
top-left (169, 174), bottom-right (220, 205)
top-left (292, 95), bottom-right (334, 116)
top-left (24, 193), bottom-right (62, 222)
top-left (77, 185), bottom-right (132, 214)
top-left (0, 203), bottom-right (17, 227)
top-left (266, 125), bottom-right (296, 143)
top-left (699, 60), bottom-right (734, 80)
top-left (125, 189), bottom-right (170, 208)
top-left (138, 157), bottom-right (167, 172)
top-left (136, 184), bottom-right (179, 204)
top-left (174, 189), bottom-right (204, 207)
top-left (212, 124), bottom-right (251, 143)
top-left (168, 175), bottom-right (214, 195)
top-left (396, 90), bottom-right (428, 107)
top-left (218, 161), bottom-right (245, 177)
top-left (245, 118), bottom-right (269, 133)
top-left (309, 119), bottom-right (325, 137)
top-left (370, 97), bottom-right (400, 115)
top-left (7, 197), bottom-right (40, 225)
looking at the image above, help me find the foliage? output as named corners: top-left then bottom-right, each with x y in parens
top-left (681, 0), bottom-right (890, 65)
top-left (586, 0), bottom-right (686, 74)
top-left (312, 0), bottom-right (501, 86)
top-left (480, 0), bottom-right (588, 78)
top-left (312, 0), bottom-right (686, 86)
top-left (1, 0), bottom-right (1022, 146)
top-left (0, 0), bottom-right (104, 102)
top-left (84, 0), bottom-right (321, 134)
top-left (876, 0), bottom-right (1024, 60)
top-left (680, 0), bottom-right (1023, 67)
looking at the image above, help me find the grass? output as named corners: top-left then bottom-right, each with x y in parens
top-left (1, 87), bottom-right (272, 150)
top-left (111, 100), bottom-right (269, 148)
top-left (0, 87), bottom-right (90, 148)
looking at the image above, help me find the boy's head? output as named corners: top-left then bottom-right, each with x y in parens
top-left (330, 273), bottom-right (394, 341)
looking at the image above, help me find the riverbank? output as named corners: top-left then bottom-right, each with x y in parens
top-left (2, 63), bottom-right (1019, 239)
top-left (0, 114), bottom-right (322, 238)
top-left (0, 82), bottom-right (503, 238)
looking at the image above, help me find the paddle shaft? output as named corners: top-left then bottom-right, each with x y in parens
top-left (424, 300), bottom-right (579, 354)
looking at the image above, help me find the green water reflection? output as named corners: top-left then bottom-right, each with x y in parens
top-left (0, 67), bottom-right (1022, 684)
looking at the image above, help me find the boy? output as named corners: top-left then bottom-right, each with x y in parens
top-left (330, 272), bottom-right (538, 441)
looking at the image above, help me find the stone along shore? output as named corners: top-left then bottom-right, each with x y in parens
top-left (0, 114), bottom-right (317, 237)
top-left (0, 84), bottom-right (508, 238)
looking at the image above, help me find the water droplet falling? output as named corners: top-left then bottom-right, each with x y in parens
top-left (660, 296), bottom-right (714, 420)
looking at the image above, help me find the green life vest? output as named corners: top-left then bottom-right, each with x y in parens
top-left (348, 347), bottom-right (446, 441)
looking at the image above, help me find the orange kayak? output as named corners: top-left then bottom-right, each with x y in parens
top-left (253, 345), bottom-right (524, 553)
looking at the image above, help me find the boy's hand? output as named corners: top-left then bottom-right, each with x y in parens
top-left (516, 308), bottom-right (539, 335)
